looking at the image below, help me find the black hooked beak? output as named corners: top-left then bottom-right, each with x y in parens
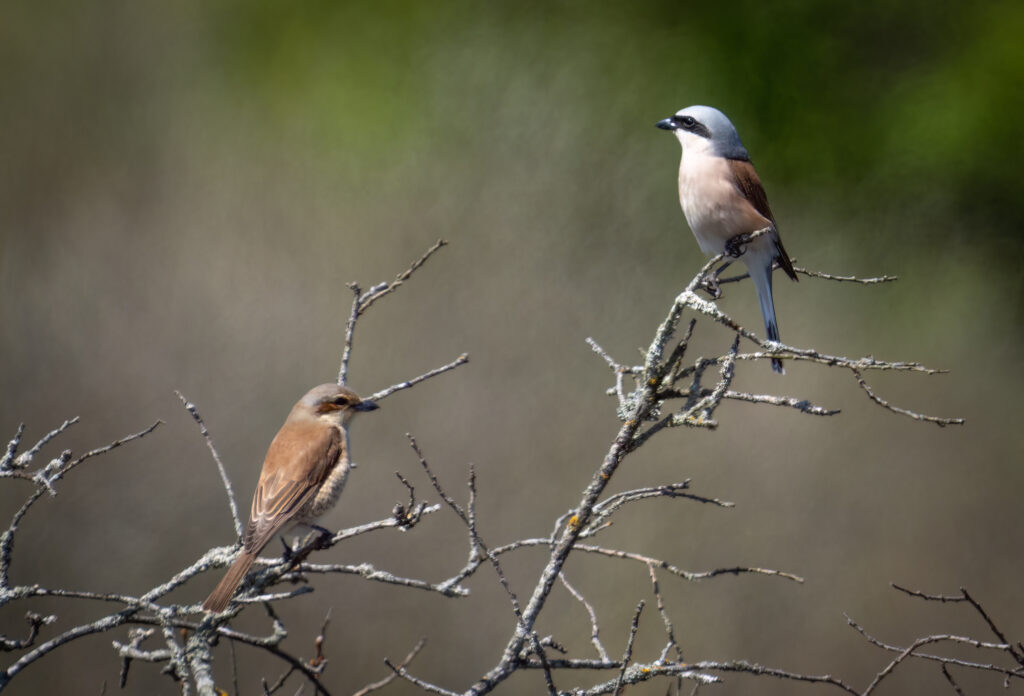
top-left (656, 117), bottom-right (678, 131)
top-left (354, 400), bottom-right (379, 412)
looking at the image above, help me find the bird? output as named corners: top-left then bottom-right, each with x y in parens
top-left (657, 105), bottom-right (798, 373)
top-left (202, 383), bottom-right (379, 612)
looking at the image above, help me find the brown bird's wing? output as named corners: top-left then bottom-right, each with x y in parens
top-left (243, 421), bottom-right (342, 554)
top-left (727, 159), bottom-right (798, 281)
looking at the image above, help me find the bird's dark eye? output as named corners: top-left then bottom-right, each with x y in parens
top-left (677, 115), bottom-right (696, 128)
top-left (332, 397), bottom-right (350, 406)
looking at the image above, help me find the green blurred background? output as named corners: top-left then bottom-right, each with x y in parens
top-left (1, 1), bottom-right (1022, 694)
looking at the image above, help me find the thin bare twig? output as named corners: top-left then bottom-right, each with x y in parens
top-left (382, 658), bottom-right (461, 696)
top-left (339, 239), bottom-right (448, 386)
top-left (716, 264), bottom-right (897, 286)
top-left (959, 587), bottom-right (1024, 667)
top-left (559, 573), bottom-right (609, 662)
top-left (648, 565), bottom-right (683, 665)
top-left (891, 583), bottom-right (966, 603)
top-left (1, 241), bottom-right (973, 696)
top-left (852, 368), bottom-right (964, 427)
top-left (614, 601), bottom-right (644, 696)
top-left (3, 419), bottom-right (79, 472)
top-left (846, 613), bottom-right (1022, 682)
top-left (0, 424), bottom-right (25, 471)
top-left (941, 664), bottom-right (966, 695)
top-left (352, 638), bottom-right (426, 696)
top-left (368, 353), bottom-right (469, 403)
top-left (177, 391), bottom-right (242, 539)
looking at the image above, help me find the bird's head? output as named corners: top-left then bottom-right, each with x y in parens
top-left (299, 383), bottom-right (379, 427)
top-left (657, 105), bottom-right (750, 161)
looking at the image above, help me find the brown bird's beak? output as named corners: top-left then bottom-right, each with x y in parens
top-left (353, 400), bottom-right (379, 412)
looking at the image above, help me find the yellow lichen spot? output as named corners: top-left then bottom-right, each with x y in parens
top-left (568, 515), bottom-right (580, 529)
top-left (648, 378), bottom-right (658, 387)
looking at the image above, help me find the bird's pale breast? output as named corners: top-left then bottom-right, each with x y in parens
top-left (678, 152), bottom-right (772, 256)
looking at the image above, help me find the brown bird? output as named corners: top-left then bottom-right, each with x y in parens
top-left (202, 383), bottom-right (379, 612)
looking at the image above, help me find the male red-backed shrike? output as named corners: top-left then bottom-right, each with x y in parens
top-left (657, 105), bottom-right (798, 373)
top-left (202, 383), bottom-right (379, 612)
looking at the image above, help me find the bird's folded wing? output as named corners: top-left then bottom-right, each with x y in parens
top-left (244, 423), bottom-right (342, 554)
top-left (727, 159), bottom-right (798, 281)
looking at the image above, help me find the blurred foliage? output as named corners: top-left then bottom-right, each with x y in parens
top-left (198, 0), bottom-right (1024, 244)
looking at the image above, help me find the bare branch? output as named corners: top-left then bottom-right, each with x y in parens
top-left (852, 369), bottom-right (964, 427)
top-left (294, 561), bottom-right (468, 597)
top-left (647, 565), bottom-right (683, 665)
top-left (352, 638), bottom-right (426, 696)
top-left (792, 266), bottom-right (899, 284)
top-left (368, 353), bottom-right (469, 403)
top-left (177, 391), bottom-right (242, 539)
top-left (527, 631), bottom-right (558, 696)
top-left (559, 573), bottom-right (609, 662)
top-left (382, 658), bottom-right (461, 696)
top-left (63, 420), bottom-right (163, 475)
top-left (585, 482), bottom-right (733, 537)
top-left (0, 241), bottom-right (972, 696)
top-left (357, 239), bottom-right (448, 316)
top-left (613, 601), bottom-right (644, 696)
top-left (846, 613), bottom-right (1023, 683)
top-left (891, 583), bottom-right (966, 603)
top-left (0, 424), bottom-right (25, 471)
top-left (407, 438), bottom-right (525, 619)
top-left (960, 587), bottom-right (1024, 667)
top-left (684, 660), bottom-right (858, 694)
top-left (5, 419), bottom-right (79, 471)
top-left (941, 664), bottom-right (966, 696)
top-left (338, 239), bottom-right (448, 386)
top-left (722, 390), bottom-right (840, 416)
top-left (1, 420), bottom-right (161, 592)
top-left (0, 613), bottom-right (56, 652)
top-left (717, 265), bottom-right (898, 286)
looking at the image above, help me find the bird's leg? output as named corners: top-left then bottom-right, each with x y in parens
top-left (724, 232), bottom-right (750, 258)
top-left (280, 525), bottom-right (334, 570)
top-left (310, 524), bottom-right (334, 549)
top-left (700, 260), bottom-right (733, 299)
top-left (279, 536), bottom-right (297, 561)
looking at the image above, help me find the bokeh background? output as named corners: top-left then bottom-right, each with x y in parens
top-left (2, 1), bottom-right (1022, 694)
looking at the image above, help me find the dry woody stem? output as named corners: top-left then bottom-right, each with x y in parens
top-left (0, 242), bottom-right (982, 696)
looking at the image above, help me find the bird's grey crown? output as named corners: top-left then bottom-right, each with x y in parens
top-left (675, 105), bottom-right (750, 161)
top-left (301, 383), bottom-right (358, 406)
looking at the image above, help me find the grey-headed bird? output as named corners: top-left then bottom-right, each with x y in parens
top-left (657, 105), bottom-right (798, 373)
top-left (202, 383), bottom-right (379, 612)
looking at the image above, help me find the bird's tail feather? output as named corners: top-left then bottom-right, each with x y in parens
top-left (203, 551), bottom-right (257, 612)
top-left (747, 253), bottom-right (785, 374)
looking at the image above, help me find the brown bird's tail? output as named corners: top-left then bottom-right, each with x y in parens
top-left (203, 551), bottom-right (257, 612)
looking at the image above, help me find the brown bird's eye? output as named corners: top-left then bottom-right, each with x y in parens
top-left (332, 396), bottom-right (350, 406)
